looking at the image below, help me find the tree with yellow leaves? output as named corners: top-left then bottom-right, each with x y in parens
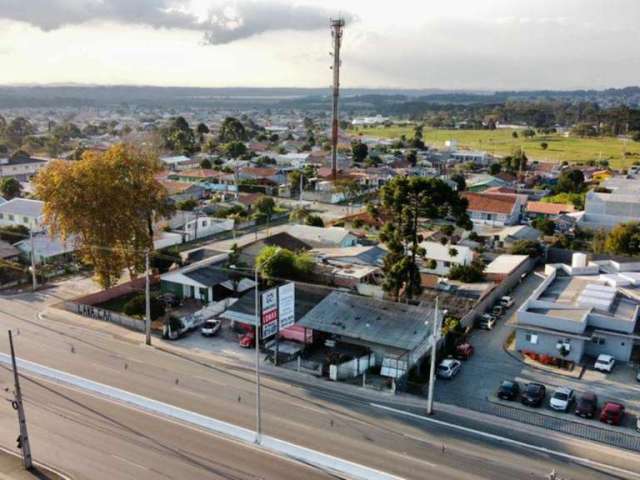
top-left (35, 144), bottom-right (172, 288)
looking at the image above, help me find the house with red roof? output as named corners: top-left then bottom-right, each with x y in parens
top-left (462, 192), bottom-right (524, 226)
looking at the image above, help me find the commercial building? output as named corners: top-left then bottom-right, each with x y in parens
top-left (515, 253), bottom-right (640, 363)
top-left (580, 175), bottom-right (640, 230)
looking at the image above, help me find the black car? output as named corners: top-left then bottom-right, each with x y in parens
top-left (497, 380), bottom-right (520, 401)
top-left (575, 391), bottom-right (598, 418)
top-left (521, 383), bottom-right (546, 407)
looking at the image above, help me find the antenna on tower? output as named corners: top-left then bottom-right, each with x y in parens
top-left (330, 18), bottom-right (345, 182)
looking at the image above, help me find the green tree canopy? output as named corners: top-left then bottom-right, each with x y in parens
top-left (605, 222), bottom-right (640, 257)
top-left (555, 169), bottom-right (585, 194)
top-left (510, 240), bottom-right (544, 257)
top-left (377, 176), bottom-right (471, 300)
top-left (219, 117), bottom-right (247, 143)
top-left (0, 177), bottom-right (22, 200)
top-left (255, 246), bottom-right (313, 282)
top-left (351, 141), bottom-right (368, 163)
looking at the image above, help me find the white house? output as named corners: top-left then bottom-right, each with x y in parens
top-left (0, 199), bottom-right (44, 230)
top-left (420, 241), bottom-right (474, 276)
top-left (0, 155), bottom-right (47, 181)
top-left (462, 192), bottom-right (523, 226)
top-left (287, 225), bottom-right (359, 249)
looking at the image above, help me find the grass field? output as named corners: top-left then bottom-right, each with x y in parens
top-left (353, 126), bottom-right (640, 169)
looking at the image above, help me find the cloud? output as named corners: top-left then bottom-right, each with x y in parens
top-left (0, 0), bottom-right (352, 44)
top-left (201, 1), bottom-right (353, 45)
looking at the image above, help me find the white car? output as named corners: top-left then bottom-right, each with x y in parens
top-left (500, 296), bottom-right (515, 308)
top-left (437, 359), bottom-right (462, 379)
top-left (200, 319), bottom-right (222, 337)
top-left (594, 354), bottom-right (615, 373)
top-left (478, 314), bottom-right (496, 330)
top-left (549, 387), bottom-right (575, 412)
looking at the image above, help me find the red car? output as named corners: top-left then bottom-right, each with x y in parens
top-left (454, 343), bottom-right (474, 360)
top-left (599, 401), bottom-right (625, 426)
top-left (239, 332), bottom-right (255, 348)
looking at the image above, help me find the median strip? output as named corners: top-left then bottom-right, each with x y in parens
top-left (0, 353), bottom-right (404, 480)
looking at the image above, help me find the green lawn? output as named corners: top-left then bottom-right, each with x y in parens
top-left (353, 126), bottom-right (640, 169)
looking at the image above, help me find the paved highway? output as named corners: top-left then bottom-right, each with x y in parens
top-left (0, 288), bottom-right (636, 479)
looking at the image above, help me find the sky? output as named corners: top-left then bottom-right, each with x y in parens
top-left (0, 0), bottom-right (639, 90)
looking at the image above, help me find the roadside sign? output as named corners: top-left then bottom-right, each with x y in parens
top-left (261, 289), bottom-right (277, 312)
top-left (261, 288), bottom-right (278, 339)
top-left (278, 283), bottom-right (295, 330)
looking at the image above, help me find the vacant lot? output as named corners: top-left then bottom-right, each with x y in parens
top-left (353, 126), bottom-right (640, 168)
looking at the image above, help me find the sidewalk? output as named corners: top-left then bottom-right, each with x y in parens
top-left (0, 448), bottom-right (68, 480)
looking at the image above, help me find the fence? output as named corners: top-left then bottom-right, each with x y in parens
top-left (329, 353), bottom-right (376, 381)
top-left (63, 301), bottom-right (146, 333)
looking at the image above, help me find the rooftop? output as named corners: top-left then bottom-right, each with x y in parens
top-left (484, 254), bottom-right (529, 275)
top-left (462, 192), bottom-right (517, 215)
top-left (298, 291), bottom-right (433, 351)
top-left (0, 198), bottom-right (44, 218)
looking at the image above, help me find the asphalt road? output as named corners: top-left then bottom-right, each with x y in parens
top-left (0, 288), bottom-right (637, 480)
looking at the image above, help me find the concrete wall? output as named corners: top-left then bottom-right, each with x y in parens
top-left (73, 275), bottom-right (160, 306)
top-left (515, 328), bottom-right (585, 363)
top-left (63, 301), bottom-right (146, 333)
top-left (583, 333), bottom-right (634, 362)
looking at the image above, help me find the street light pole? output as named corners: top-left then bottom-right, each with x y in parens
top-left (29, 230), bottom-right (37, 291)
top-left (144, 249), bottom-right (151, 346)
top-left (9, 331), bottom-right (32, 470)
top-left (254, 267), bottom-right (262, 444)
top-left (426, 297), bottom-right (441, 416)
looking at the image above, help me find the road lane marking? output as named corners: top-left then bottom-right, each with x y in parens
top-left (0, 353), bottom-right (404, 480)
top-left (370, 403), bottom-right (640, 479)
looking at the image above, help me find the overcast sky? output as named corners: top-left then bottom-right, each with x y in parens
top-left (1, 0), bottom-right (639, 90)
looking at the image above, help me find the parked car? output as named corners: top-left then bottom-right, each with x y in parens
top-left (491, 305), bottom-right (505, 317)
top-left (636, 369), bottom-right (640, 382)
top-left (497, 380), bottom-right (520, 401)
top-left (600, 401), bottom-right (625, 426)
top-left (549, 387), bottom-right (575, 412)
top-left (636, 416), bottom-right (640, 433)
top-left (437, 359), bottom-right (462, 379)
top-left (575, 391), bottom-right (598, 418)
top-left (521, 383), bottom-right (546, 407)
top-left (500, 296), bottom-right (515, 308)
top-left (454, 343), bottom-right (474, 360)
top-left (477, 314), bottom-right (496, 330)
top-left (239, 331), bottom-right (255, 348)
top-left (200, 319), bottom-right (222, 337)
top-left (594, 354), bottom-right (615, 373)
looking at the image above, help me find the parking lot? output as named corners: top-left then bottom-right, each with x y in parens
top-left (435, 270), bottom-right (640, 442)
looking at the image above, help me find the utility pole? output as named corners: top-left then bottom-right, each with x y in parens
top-left (144, 249), bottom-right (151, 346)
top-left (299, 171), bottom-right (304, 203)
top-left (254, 267), bottom-right (262, 444)
top-left (426, 297), bottom-right (441, 416)
top-left (28, 230), bottom-right (37, 291)
top-left (9, 331), bottom-right (32, 470)
top-left (330, 18), bottom-right (345, 182)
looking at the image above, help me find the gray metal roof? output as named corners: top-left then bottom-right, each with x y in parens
top-left (298, 291), bottom-right (433, 351)
top-left (184, 266), bottom-right (229, 287)
top-left (0, 199), bottom-right (43, 218)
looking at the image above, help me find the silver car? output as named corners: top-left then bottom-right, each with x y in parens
top-left (549, 387), bottom-right (575, 412)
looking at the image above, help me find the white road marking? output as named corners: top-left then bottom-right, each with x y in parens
top-left (370, 403), bottom-right (640, 479)
top-left (0, 353), bottom-right (405, 480)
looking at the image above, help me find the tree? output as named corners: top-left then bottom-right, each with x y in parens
top-left (124, 294), bottom-right (165, 320)
top-left (222, 141), bottom-right (247, 159)
top-left (0, 225), bottom-right (28, 243)
top-left (488, 163), bottom-right (501, 175)
top-left (448, 259), bottom-right (485, 283)
top-left (176, 199), bottom-right (197, 211)
top-left (34, 144), bottom-right (172, 288)
top-left (510, 240), bottom-right (544, 257)
top-left (335, 179), bottom-right (362, 202)
top-left (254, 196), bottom-right (275, 222)
top-left (450, 173), bottom-right (466, 191)
top-left (377, 176), bottom-right (471, 300)
top-left (219, 117), bottom-right (247, 143)
top-left (501, 148), bottom-right (528, 173)
top-left (632, 131), bottom-right (640, 142)
top-left (605, 222), bottom-right (640, 257)
top-left (522, 128), bottom-right (536, 138)
top-left (540, 142), bottom-right (549, 150)
top-left (255, 246), bottom-right (312, 281)
top-left (289, 207), bottom-right (309, 224)
top-left (0, 177), bottom-right (21, 200)
top-left (200, 158), bottom-right (212, 169)
top-left (4, 117), bottom-right (34, 147)
top-left (406, 150), bottom-right (417, 167)
top-left (555, 169), bottom-right (585, 194)
top-left (196, 123), bottom-right (210, 143)
top-left (512, 131), bottom-right (519, 139)
top-left (532, 217), bottom-right (555, 236)
top-left (351, 141), bottom-right (368, 163)
top-left (163, 117), bottom-right (196, 155)
top-left (305, 215), bottom-right (324, 227)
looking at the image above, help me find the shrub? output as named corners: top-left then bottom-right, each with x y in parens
top-left (123, 294), bottom-right (166, 320)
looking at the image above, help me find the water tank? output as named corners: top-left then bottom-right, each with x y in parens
top-left (572, 252), bottom-right (587, 268)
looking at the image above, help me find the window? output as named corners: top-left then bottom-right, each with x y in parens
top-left (0, 214), bottom-right (3, 219)
top-left (8, 215), bottom-right (14, 221)
top-left (525, 333), bottom-right (538, 345)
top-left (22, 217), bottom-right (28, 224)
top-left (591, 337), bottom-right (605, 345)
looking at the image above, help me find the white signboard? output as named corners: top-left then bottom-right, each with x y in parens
top-left (278, 283), bottom-right (295, 330)
top-left (261, 289), bottom-right (277, 312)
